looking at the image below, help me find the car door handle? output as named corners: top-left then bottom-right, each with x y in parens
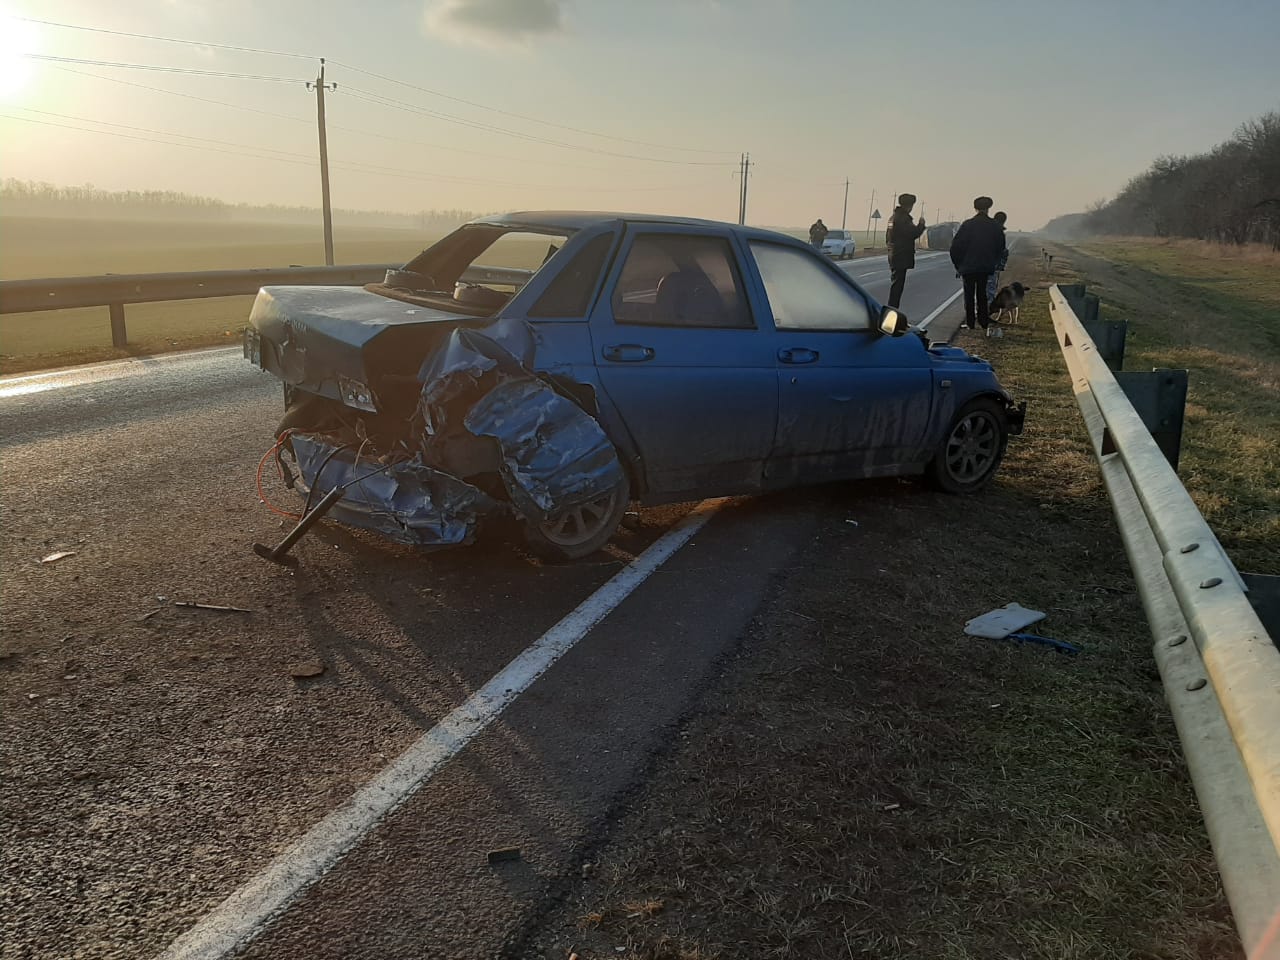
top-left (778, 347), bottom-right (819, 364)
top-left (602, 344), bottom-right (655, 363)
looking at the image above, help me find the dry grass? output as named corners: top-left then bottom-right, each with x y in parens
top-left (0, 216), bottom-right (436, 372)
top-left (518, 244), bottom-right (1244, 959)
top-left (1097, 236), bottom-right (1280, 268)
top-left (1068, 238), bottom-right (1280, 574)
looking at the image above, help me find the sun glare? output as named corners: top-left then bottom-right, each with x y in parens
top-left (0, 14), bottom-right (38, 99)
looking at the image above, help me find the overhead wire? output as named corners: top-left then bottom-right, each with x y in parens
top-left (51, 65), bottom-right (624, 175)
top-left (327, 59), bottom-right (736, 155)
top-left (1, 110), bottom-right (718, 193)
top-left (14, 16), bottom-right (318, 60)
top-left (342, 86), bottom-right (733, 166)
top-left (23, 53), bottom-right (306, 83)
top-left (17, 16), bottom-right (731, 156)
top-left (52, 64), bottom-right (315, 127)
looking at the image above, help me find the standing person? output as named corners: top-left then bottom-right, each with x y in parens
top-left (809, 218), bottom-right (828, 249)
top-left (949, 196), bottom-right (1007, 330)
top-left (987, 211), bottom-right (1009, 304)
top-left (885, 193), bottom-right (927, 308)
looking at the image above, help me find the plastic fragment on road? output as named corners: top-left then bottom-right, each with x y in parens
top-left (964, 602), bottom-right (1046, 639)
top-left (39, 550), bottom-right (77, 564)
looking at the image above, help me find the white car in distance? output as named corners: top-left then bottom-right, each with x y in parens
top-left (821, 229), bottom-right (857, 260)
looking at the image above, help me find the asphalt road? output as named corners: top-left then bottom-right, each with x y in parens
top-left (0, 259), bottom-right (967, 960)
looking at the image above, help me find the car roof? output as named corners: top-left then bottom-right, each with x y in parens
top-left (470, 210), bottom-right (806, 244)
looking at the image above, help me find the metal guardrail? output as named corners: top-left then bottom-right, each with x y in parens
top-left (1050, 283), bottom-right (1280, 957)
top-left (0, 263), bottom-right (534, 348)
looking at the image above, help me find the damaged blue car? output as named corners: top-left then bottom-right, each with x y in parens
top-left (244, 212), bottom-right (1024, 560)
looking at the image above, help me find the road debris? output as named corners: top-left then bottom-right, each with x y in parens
top-left (174, 602), bottom-right (253, 613)
top-left (964, 602), bottom-right (1046, 639)
top-left (289, 661), bottom-right (326, 679)
top-left (39, 550), bottom-right (77, 564)
top-left (487, 846), bottom-right (522, 864)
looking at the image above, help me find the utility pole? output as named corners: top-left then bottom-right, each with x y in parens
top-left (737, 152), bottom-right (751, 225)
top-left (841, 178), bottom-right (849, 230)
top-left (308, 58), bottom-right (337, 266)
top-left (865, 188), bottom-right (876, 236)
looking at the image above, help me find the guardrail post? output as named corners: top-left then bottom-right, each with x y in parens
top-left (109, 302), bottom-right (127, 348)
top-left (1114, 368), bottom-right (1188, 469)
top-left (1242, 574), bottom-right (1280, 647)
top-left (1083, 319), bottom-right (1128, 370)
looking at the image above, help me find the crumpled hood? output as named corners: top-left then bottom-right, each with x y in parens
top-left (249, 285), bottom-right (474, 404)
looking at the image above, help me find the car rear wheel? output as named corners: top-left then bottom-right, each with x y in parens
top-left (523, 473), bottom-right (630, 561)
top-left (926, 398), bottom-right (1008, 493)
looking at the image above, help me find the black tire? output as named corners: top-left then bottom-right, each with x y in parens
top-left (926, 398), bottom-right (1009, 493)
top-left (523, 471), bottom-right (630, 561)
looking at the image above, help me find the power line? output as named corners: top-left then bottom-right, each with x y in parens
top-left (0, 111), bottom-right (717, 193)
top-left (328, 59), bottom-right (735, 156)
top-left (0, 113), bottom-right (318, 166)
top-left (52, 65), bottom-right (621, 174)
top-left (15, 16), bottom-right (317, 60)
top-left (17, 15), bottom-right (729, 156)
top-left (14, 107), bottom-right (316, 161)
top-left (23, 53), bottom-right (305, 83)
top-left (53, 65), bottom-right (313, 126)
top-left (343, 86), bottom-right (733, 167)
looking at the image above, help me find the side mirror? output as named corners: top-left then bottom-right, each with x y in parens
top-left (879, 306), bottom-right (910, 337)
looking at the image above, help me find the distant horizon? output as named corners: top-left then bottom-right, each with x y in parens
top-left (0, 176), bottom-right (1054, 234)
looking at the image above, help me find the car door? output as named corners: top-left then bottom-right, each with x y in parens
top-left (588, 226), bottom-right (778, 498)
top-left (744, 240), bottom-right (934, 485)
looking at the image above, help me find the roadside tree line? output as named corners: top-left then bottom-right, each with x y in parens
top-left (1046, 111), bottom-right (1280, 249)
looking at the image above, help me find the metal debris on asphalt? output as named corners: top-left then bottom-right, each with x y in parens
top-left (174, 601), bottom-right (253, 613)
top-left (39, 550), bottom-right (77, 564)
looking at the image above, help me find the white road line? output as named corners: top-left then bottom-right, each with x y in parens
top-left (160, 498), bottom-right (724, 960)
top-left (0, 347), bottom-right (239, 398)
top-left (915, 287), bottom-right (964, 331)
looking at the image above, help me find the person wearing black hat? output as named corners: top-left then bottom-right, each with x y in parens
top-left (949, 196), bottom-right (1007, 329)
top-left (885, 193), bottom-right (926, 308)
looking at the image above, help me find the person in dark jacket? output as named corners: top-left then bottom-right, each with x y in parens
top-left (885, 193), bottom-right (926, 308)
top-left (949, 196), bottom-right (1007, 329)
top-left (809, 219), bottom-right (829, 248)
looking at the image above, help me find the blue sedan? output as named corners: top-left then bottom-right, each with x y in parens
top-left (244, 212), bottom-right (1024, 559)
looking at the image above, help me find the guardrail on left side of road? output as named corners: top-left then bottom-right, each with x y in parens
top-left (0, 265), bottom-right (398, 348)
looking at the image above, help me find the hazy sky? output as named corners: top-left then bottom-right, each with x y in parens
top-left (1, 0), bottom-right (1277, 230)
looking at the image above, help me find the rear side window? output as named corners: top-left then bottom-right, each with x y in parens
top-left (750, 242), bottom-right (873, 331)
top-left (528, 234), bottom-right (614, 318)
top-left (611, 234), bottom-right (753, 329)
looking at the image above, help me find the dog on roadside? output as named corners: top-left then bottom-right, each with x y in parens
top-left (989, 281), bottom-right (1029, 325)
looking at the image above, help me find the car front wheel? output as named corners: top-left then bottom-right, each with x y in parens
top-left (926, 398), bottom-right (1009, 493)
top-left (523, 472), bottom-right (631, 560)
